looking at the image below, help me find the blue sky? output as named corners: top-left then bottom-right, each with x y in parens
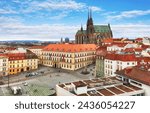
top-left (0, 0), bottom-right (150, 41)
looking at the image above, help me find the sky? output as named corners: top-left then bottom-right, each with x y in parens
top-left (0, 0), bottom-right (150, 41)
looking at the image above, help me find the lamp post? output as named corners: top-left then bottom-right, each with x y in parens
top-left (7, 74), bottom-right (10, 88)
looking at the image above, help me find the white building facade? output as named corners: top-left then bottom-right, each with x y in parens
top-left (0, 56), bottom-right (8, 77)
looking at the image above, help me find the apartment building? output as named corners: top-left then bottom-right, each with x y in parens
top-left (28, 46), bottom-right (45, 64)
top-left (104, 53), bottom-right (137, 76)
top-left (0, 56), bottom-right (8, 77)
top-left (0, 50), bottom-right (38, 75)
top-left (95, 46), bottom-right (107, 77)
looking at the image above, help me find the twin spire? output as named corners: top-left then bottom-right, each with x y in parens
top-left (81, 8), bottom-right (93, 32)
top-left (88, 8), bottom-right (92, 19)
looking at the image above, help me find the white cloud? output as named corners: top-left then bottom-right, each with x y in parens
top-left (49, 11), bottom-right (69, 20)
top-left (23, 0), bottom-right (101, 13)
top-left (1, 0), bottom-right (102, 20)
top-left (0, 8), bottom-right (17, 14)
top-left (0, 17), bottom-right (79, 41)
top-left (1, 18), bottom-right (150, 41)
top-left (31, 0), bottom-right (85, 11)
top-left (107, 10), bottom-right (150, 20)
top-left (89, 6), bottom-right (102, 12)
top-left (111, 24), bottom-right (150, 38)
top-left (12, 0), bottom-right (86, 13)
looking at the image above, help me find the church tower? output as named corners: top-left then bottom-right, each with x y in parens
top-left (86, 9), bottom-right (94, 34)
top-left (75, 9), bottom-right (113, 44)
top-left (86, 9), bottom-right (95, 44)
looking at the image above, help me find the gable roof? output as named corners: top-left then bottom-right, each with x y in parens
top-left (43, 44), bottom-right (96, 52)
top-left (29, 46), bottom-right (45, 49)
top-left (116, 66), bottom-right (150, 86)
top-left (76, 25), bottom-right (111, 35)
top-left (76, 30), bottom-right (86, 35)
top-left (105, 53), bottom-right (137, 61)
top-left (94, 25), bottom-right (111, 33)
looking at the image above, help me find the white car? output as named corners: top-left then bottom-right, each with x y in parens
top-left (22, 82), bottom-right (28, 86)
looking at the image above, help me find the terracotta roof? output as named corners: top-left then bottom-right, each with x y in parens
top-left (116, 66), bottom-right (150, 86)
top-left (108, 42), bottom-right (127, 47)
top-left (29, 46), bottom-right (45, 49)
top-left (105, 53), bottom-right (137, 61)
top-left (0, 50), bottom-right (38, 61)
top-left (6, 53), bottom-right (26, 61)
top-left (123, 48), bottom-right (143, 53)
top-left (0, 47), bottom-right (16, 51)
top-left (141, 44), bottom-right (150, 50)
top-left (134, 48), bottom-right (143, 52)
top-left (123, 48), bottom-right (135, 53)
top-left (113, 38), bottom-right (123, 41)
top-left (96, 46), bottom-right (107, 56)
top-left (135, 38), bottom-right (143, 41)
top-left (103, 38), bottom-right (113, 43)
top-left (0, 56), bottom-right (8, 59)
top-left (43, 44), bottom-right (96, 52)
top-left (137, 57), bottom-right (150, 64)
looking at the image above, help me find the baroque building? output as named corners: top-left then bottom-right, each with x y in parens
top-left (75, 10), bottom-right (113, 44)
top-left (41, 44), bottom-right (96, 71)
top-left (0, 50), bottom-right (38, 75)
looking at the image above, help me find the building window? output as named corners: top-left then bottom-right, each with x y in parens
top-left (131, 80), bottom-right (142, 87)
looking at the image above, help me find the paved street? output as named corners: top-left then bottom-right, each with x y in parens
top-left (0, 64), bottom-right (96, 96)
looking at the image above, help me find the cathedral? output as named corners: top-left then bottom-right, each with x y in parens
top-left (75, 10), bottom-right (113, 45)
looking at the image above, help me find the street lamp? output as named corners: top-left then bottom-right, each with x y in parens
top-left (7, 74), bottom-right (10, 88)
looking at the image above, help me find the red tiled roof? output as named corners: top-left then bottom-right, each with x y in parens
top-left (113, 38), bottom-right (123, 41)
top-left (103, 38), bottom-right (113, 43)
top-left (105, 53), bottom-right (137, 61)
top-left (43, 44), bottom-right (97, 52)
top-left (29, 46), bottom-right (45, 49)
top-left (137, 57), bottom-right (150, 64)
top-left (96, 46), bottom-right (107, 56)
top-left (123, 48), bottom-right (135, 53)
top-left (123, 48), bottom-right (143, 52)
top-left (134, 48), bottom-right (143, 52)
top-left (0, 50), bottom-right (38, 61)
top-left (135, 38), bottom-right (143, 41)
top-left (0, 53), bottom-right (26, 61)
top-left (116, 66), bottom-right (150, 86)
top-left (108, 42), bottom-right (127, 47)
top-left (0, 47), bottom-right (16, 50)
top-left (141, 44), bottom-right (150, 50)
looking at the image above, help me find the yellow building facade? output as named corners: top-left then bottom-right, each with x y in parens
top-left (9, 59), bottom-right (38, 75)
top-left (41, 44), bottom-right (96, 71)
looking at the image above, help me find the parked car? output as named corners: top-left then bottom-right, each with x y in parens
top-left (25, 73), bottom-right (31, 77)
top-left (22, 82), bottom-right (28, 86)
